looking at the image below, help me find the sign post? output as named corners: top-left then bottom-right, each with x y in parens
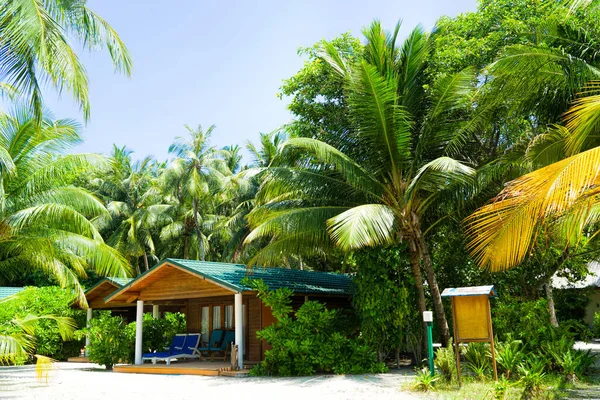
top-left (423, 311), bottom-right (434, 377)
top-left (441, 285), bottom-right (498, 386)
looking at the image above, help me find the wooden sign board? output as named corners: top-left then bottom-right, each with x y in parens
top-left (453, 296), bottom-right (492, 341)
top-left (441, 285), bottom-right (498, 385)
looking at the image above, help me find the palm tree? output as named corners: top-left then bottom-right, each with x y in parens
top-left (0, 310), bottom-right (76, 373)
top-left (245, 22), bottom-right (476, 345)
top-left (161, 125), bottom-right (232, 260)
top-left (0, 0), bottom-right (132, 120)
top-left (466, 88), bottom-right (600, 272)
top-left (220, 131), bottom-right (290, 262)
top-left (0, 106), bottom-right (130, 304)
top-left (91, 146), bottom-right (167, 273)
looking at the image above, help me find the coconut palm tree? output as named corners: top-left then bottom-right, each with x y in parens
top-left (161, 125), bottom-right (232, 260)
top-left (466, 87), bottom-right (600, 272)
top-left (90, 146), bottom-right (168, 273)
top-left (0, 310), bottom-right (76, 373)
top-left (0, 0), bottom-right (132, 120)
top-left (0, 106), bottom-right (130, 304)
top-left (245, 22), bottom-right (477, 345)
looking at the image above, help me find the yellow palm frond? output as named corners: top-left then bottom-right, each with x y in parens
top-left (466, 145), bottom-right (600, 271)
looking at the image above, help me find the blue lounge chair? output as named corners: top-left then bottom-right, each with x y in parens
top-left (142, 334), bottom-right (186, 363)
top-left (153, 333), bottom-right (201, 365)
top-left (196, 329), bottom-right (224, 360)
top-left (199, 329), bottom-right (236, 361)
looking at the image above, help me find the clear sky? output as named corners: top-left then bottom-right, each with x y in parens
top-left (45, 0), bottom-right (477, 163)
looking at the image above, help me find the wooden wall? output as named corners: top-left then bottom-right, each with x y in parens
top-left (140, 268), bottom-right (232, 300)
top-left (186, 295), bottom-right (263, 362)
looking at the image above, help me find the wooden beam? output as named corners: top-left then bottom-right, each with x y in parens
top-left (126, 293), bottom-right (140, 303)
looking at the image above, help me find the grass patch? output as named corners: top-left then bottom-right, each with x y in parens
top-left (406, 373), bottom-right (600, 399)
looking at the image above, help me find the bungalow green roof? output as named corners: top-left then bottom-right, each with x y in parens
top-left (85, 277), bottom-right (134, 295)
top-left (0, 287), bottom-right (24, 300)
top-left (107, 259), bottom-right (352, 301)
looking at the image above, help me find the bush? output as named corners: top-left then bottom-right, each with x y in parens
top-left (411, 367), bottom-right (438, 392)
top-left (81, 311), bottom-right (133, 370)
top-left (462, 342), bottom-right (491, 380)
top-left (493, 297), bottom-right (554, 351)
top-left (124, 312), bottom-right (186, 362)
top-left (0, 286), bottom-right (85, 360)
top-left (495, 338), bottom-right (525, 380)
top-left (350, 246), bottom-right (412, 360)
top-left (434, 338), bottom-right (456, 382)
top-left (247, 279), bottom-right (387, 376)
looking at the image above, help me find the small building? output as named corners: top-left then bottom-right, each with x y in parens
top-left (97, 258), bottom-right (352, 367)
top-left (552, 262), bottom-right (600, 326)
top-left (0, 287), bottom-right (24, 300)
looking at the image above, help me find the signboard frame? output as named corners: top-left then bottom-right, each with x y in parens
top-left (442, 285), bottom-right (498, 385)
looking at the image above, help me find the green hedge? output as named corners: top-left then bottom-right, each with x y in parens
top-left (0, 286), bottom-right (85, 361)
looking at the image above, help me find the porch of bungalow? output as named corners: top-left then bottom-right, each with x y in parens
top-left (100, 258), bottom-right (352, 376)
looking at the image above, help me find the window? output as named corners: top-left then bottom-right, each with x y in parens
top-left (224, 305), bottom-right (234, 329)
top-left (200, 306), bottom-right (209, 343)
top-left (212, 305), bottom-right (221, 329)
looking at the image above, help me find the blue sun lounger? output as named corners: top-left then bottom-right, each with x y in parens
top-left (142, 334), bottom-right (186, 363)
top-left (144, 333), bottom-right (202, 365)
top-left (198, 329), bottom-right (235, 361)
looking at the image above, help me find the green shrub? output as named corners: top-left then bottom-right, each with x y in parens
top-left (495, 338), bottom-right (525, 380)
top-left (0, 287), bottom-right (85, 360)
top-left (547, 345), bottom-right (596, 382)
top-left (411, 367), bottom-right (438, 392)
top-left (350, 246), bottom-right (412, 360)
top-left (247, 279), bottom-right (387, 376)
top-left (80, 311), bottom-right (133, 370)
top-left (434, 338), bottom-right (456, 382)
top-left (462, 342), bottom-right (491, 380)
top-left (493, 297), bottom-right (554, 351)
top-left (517, 357), bottom-right (546, 400)
top-left (556, 319), bottom-right (592, 342)
top-left (124, 312), bottom-right (186, 362)
top-left (492, 377), bottom-right (513, 400)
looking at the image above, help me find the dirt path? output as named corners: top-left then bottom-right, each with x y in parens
top-left (0, 363), bottom-right (420, 400)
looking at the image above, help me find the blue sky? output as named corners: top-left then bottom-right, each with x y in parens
top-left (45, 0), bottom-right (476, 163)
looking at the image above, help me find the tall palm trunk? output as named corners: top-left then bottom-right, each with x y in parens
top-left (192, 199), bottom-right (205, 261)
top-left (545, 281), bottom-right (559, 328)
top-left (417, 233), bottom-right (450, 347)
top-left (143, 252), bottom-right (149, 272)
top-left (408, 239), bottom-right (428, 349)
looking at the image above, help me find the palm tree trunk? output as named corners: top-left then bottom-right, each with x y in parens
top-left (416, 234), bottom-right (450, 347)
top-left (184, 234), bottom-right (189, 260)
top-left (143, 252), bottom-right (149, 272)
top-left (408, 239), bottom-right (428, 349)
top-left (545, 281), bottom-right (559, 328)
top-left (192, 199), bottom-right (205, 261)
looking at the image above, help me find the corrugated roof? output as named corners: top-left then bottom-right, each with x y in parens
top-left (441, 285), bottom-right (497, 298)
top-left (117, 258), bottom-right (352, 296)
top-left (0, 287), bottom-right (24, 300)
top-left (85, 277), bottom-right (134, 296)
top-left (106, 277), bottom-right (134, 286)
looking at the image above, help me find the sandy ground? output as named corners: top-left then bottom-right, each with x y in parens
top-left (0, 362), bottom-right (420, 400)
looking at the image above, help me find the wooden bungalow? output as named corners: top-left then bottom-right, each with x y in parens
top-left (0, 287), bottom-right (24, 300)
top-left (101, 258), bottom-right (352, 369)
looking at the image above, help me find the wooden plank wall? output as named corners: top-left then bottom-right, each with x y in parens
top-left (186, 295), bottom-right (263, 362)
top-left (140, 269), bottom-right (232, 300)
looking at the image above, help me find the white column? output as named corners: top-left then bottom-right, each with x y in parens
top-left (134, 300), bottom-right (144, 365)
top-left (234, 292), bottom-right (244, 369)
top-left (152, 304), bottom-right (160, 319)
top-left (85, 308), bottom-right (92, 356)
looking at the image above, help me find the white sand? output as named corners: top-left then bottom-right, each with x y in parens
top-left (0, 362), bottom-right (420, 400)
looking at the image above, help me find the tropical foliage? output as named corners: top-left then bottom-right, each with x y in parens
top-left (3, 0), bottom-right (600, 387)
